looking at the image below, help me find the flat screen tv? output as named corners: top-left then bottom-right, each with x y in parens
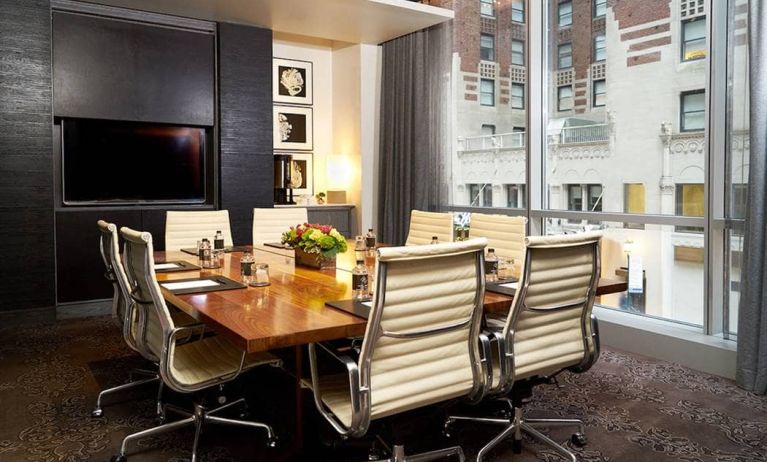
top-left (62, 118), bottom-right (207, 205)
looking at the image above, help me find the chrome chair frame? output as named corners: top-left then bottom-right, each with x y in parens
top-left (112, 229), bottom-right (278, 462)
top-left (446, 236), bottom-right (602, 462)
top-left (308, 244), bottom-right (491, 461)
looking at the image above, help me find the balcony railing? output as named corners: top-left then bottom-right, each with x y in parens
top-left (558, 124), bottom-right (609, 144)
top-left (457, 132), bottom-right (525, 152)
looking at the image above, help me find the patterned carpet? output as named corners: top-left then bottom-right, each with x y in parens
top-left (0, 316), bottom-right (765, 462)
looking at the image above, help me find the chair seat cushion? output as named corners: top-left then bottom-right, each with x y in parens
top-left (171, 336), bottom-right (278, 387)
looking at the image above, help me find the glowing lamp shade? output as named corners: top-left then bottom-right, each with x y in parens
top-left (326, 155), bottom-right (352, 190)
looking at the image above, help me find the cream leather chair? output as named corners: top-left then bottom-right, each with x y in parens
top-left (468, 212), bottom-right (527, 266)
top-left (446, 232), bottom-right (603, 462)
top-left (307, 239), bottom-right (490, 461)
top-left (94, 221), bottom-right (199, 419)
top-left (404, 210), bottom-right (454, 245)
top-left (252, 207), bottom-right (308, 245)
top-left (164, 210), bottom-right (233, 251)
top-left (111, 227), bottom-right (280, 462)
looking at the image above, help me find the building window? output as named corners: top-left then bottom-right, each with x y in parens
top-left (511, 83), bottom-right (524, 109)
top-left (624, 183), bottom-right (646, 229)
top-left (480, 0), bottom-right (494, 17)
top-left (480, 33), bottom-right (495, 61)
top-left (512, 40), bottom-right (525, 66)
top-left (507, 184), bottom-right (526, 208)
top-left (559, 1), bottom-right (573, 27)
top-left (481, 124), bottom-right (496, 136)
top-left (682, 17), bottom-right (706, 61)
top-left (480, 79), bottom-right (495, 106)
top-left (587, 184), bottom-right (603, 212)
top-left (676, 183), bottom-right (705, 233)
top-left (512, 126), bottom-right (525, 147)
top-left (681, 90), bottom-right (705, 131)
top-left (593, 79), bottom-right (606, 107)
top-left (469, 183), bottom-right (493, 207)
top-left (557, 85), bottom-right (573, 111)
top-left (594, 0), bottom-right (607, 18)
top-left (593, 33), bottom-right (606, 62)
top-left (512, 0), bottom-right (525, 23)
top-left (558, 43), bottom-right (572, 69)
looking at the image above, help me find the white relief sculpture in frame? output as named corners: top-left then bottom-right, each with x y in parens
top-left (273, 58), bottom-right (313, 105)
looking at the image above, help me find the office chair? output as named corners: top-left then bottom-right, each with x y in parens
top-left (446, 232), bottom-right (603, 462)
top-left (468, 212), bottom-right (527, 267)
top-left (111, 227), bottom-right (280, 462)
top-left (93, 220), bottom-right (198, 419)
top-left (252, 207), bottom-right (308, 244)
top-left (307, 239), bottom-right (492, 461)
top-left (164, 210), bottom-right (234, 251)
top-left (404, 210), bottom-right (454, 245)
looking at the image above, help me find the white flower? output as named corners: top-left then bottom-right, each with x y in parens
top-left (329, 229), bottom-right (343, 240)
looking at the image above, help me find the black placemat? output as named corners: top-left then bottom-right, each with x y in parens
top-left (154, 260), bottom-right (201, 273)
top-left (264, 242), bottom-right (292, 250)
top-left (159, 275), bottom-right (246, 295)
top-left (325, 299), bottom-right (372, 320)
top-left (179, 245), bottom-right (250, 256)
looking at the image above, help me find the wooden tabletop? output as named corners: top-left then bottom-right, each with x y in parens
top-left (156, 245), bottom-right (627, 353)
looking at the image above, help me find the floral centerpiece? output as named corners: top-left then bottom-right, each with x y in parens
top-left (281, 223), bottom-right (348, 269)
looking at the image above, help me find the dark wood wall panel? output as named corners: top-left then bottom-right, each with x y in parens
top-left (218, 23), bottom-right (274, 246)
top-left (0, 0), bottom-right (55, 312)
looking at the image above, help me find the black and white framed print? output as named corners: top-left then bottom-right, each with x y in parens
top-left (273, 58), bottom-right (313, 105)
top-left (274, 105), bottom-right (313, 150)
top-left (286, 152), bottom-right (313, 195)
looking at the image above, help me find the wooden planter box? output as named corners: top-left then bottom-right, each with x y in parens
top-left (294, 247), bottom-right (336, 269)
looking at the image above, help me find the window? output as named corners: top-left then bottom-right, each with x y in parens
top-left (480, 79), bottom-right (495, 106)
top-left (676, 184), bottom-right (705, 233)
top-left (681, 90), bottom-right (705, 131)
top-left (567, 184), bottom-right (583, 212)
top-left (587, 184), bottom-right (603, 212)
top-left (507, 184), bottom-right (526, 208)
top-left (469, 183), bottom-right (493, 207)
top-left (624, 184), bottom-right (646, 214)
top-left (682, 17), bottom-right (706, 61)
top-left (558, 43), bottom-right (572, 69)
top-left (558, 1), bottom-right (573, 27)
top-left (511, 40), bottom-right (525, 66)
top-left (481, 124), bottom-right (495, 136)
top-left (512, 0), bottom-right (524, 23)
top-left (480, 34), bottom-right (495, 61)
top-left (593, 33), bottom-right (606, 62)
top-left (557, 85), bottom-right (573, 112)
top-left (594, 0), bottom-right (606, 18)
top-left (593, 79), bottom-right (606, 107)
top-left (480, 0), bottom-right (494, 17)
top-left (512, 126), bottom-right (525, 147)
top-left (511, 83), bottom-right (524, 109)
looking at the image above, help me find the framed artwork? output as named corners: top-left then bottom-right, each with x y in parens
top-left (273, 58), bottom-right (313, 105)
top-left (274, 105), bottom-right (313, 150)
top-left (286, 152), bottom-right (313, 196)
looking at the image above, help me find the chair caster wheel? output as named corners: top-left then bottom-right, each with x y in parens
top-left (110, 455), bottom-right (127, 462)
top-left (91, 408), bottom-right (103, 418)
top-left (443, 419), bottom-right (453, 438)
top-left (267, 436), bottom-right (279, 448)
top-left (571, 433), bottom-right (587, 447)
top-left (368, 448), bottom-right (386, 460)
top-left (512, 439), bottom-right (522, 454)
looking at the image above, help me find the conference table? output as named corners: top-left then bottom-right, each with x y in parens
top-left (155, 242), bottom-right (628, 354)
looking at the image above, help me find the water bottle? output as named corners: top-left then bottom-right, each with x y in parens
top-left (214, 230), bottom-right (225, 250)
top-left (240, 251), bottom-right (255, 285)
top-left (352, 257), bottom-right (370, 301)
top-left (485, 248), bottom-right (499, 282)
top-left (365, 228), bottom-right (377, 249)
top-left (200, 239), bottom-right (212, 268)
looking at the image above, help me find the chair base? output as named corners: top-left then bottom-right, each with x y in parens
top-left (372, 444), bottom-right (465, 462)
top-left (111, 398), bottom-right (276, 462)
top-left (92, 367), bottom-right (162, 418)
top-left (446, 400), bottom-right (584, 462)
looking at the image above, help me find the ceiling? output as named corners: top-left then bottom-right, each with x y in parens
top-left (80, 0), bottom-right (454, 44)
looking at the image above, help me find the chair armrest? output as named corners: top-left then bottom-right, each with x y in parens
top-left (308, 342), bottom-right (365, 437)
top-left (489, 328), bottom-right (515, 394)
top-left (475, 331), bottom-right (494, 401)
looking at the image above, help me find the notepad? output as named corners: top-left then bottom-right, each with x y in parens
top-left (361, 301), bottom-right (373, 307)
top-left (498, 282), bottom-right (518, 290)
top-left (161, 280), bottom-right (220, 291)
top-left (155, 263), bottom-right (181, 270)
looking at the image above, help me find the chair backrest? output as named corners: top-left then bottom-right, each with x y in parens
top-left (468, 213), bottom-right (527, 266)
top-left (501, 232), bottom-right (602, 384)
top-left (252, 207), bottom-right (309, 245)
top-left (357, 238), bottom-right (488, 427)
top-left (405, 210), bottom-right (454, 245)
top-left (97, 220), bottom-right (142, 353)
top-left (164, 210), bottom-right (233, 251)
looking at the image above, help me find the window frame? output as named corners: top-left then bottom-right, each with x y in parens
top-left (512, 0), bottom-right (525, 23)
top-left (511, 83), bottom-right (525, 109)
top-left (558, 42), bottom-right (573, 69)
top-left (593, 33), bottom-right (606, 62)
top-left (480, 78), bottom-right (495, 107)
top-left (557, 85), bottom-right (573, 112)
top-left (480, 0), bottom-right (494, 18)
top-left (480, 33), bottom-right (495, 62)
top-left (592, 79), bottom-right (606, 107)
top-left (558, 1), bottom-right (573, 27)
top-left (511, 39), bottom-right (525, 66)
top-left (680, 89), bottom-right (706, 132)
top-left (682, 17), bottom-right (707, 62)
top-left (593, 0), bottom-right (607, 18)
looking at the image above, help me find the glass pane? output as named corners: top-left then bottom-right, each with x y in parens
top-left (512, 0), bottom-right (524, 23)
top-left (559, 1), bottom-right (573, 26)
top-left (480, 0), bottom-right (494, 17)
top-left (546, 1), bottom-right (707, 216)
top-left (545, 220), bottom-right (705, 327)
top-left (480, 34), bottom-right (494, 61)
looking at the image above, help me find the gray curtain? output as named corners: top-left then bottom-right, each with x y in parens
top-left (737, 0), bottom-right (767, 394)
top-left (378, 22), bottom-right (452, 245)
